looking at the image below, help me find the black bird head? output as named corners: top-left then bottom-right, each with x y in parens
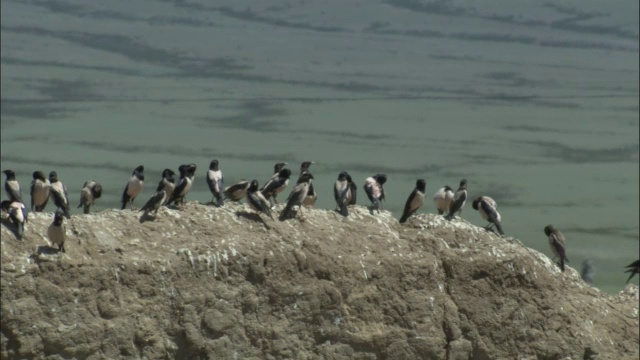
top-left (471, 197), bottom-right (481, 210)
top-left (249, 180), bottom-right (259, 191)
top-left (444, 185), bottom-right (453, 192)
top-left (32, 171), bottom-right (46, 181)
top-left (544, 224), bottom-right (556, 236)
top-left (3, 170), bottom-right (15, 180)
top-left (185, 163), bottom-right (197, 177)
top-left (274, 162), bottom-right (287, 173)
top-left (459, 179), bottom-right (468, 189)
top-left (49, 171), bottom-right (58, 183)
top-left (300, 161), bottom-right (314, 173)
top-left (375, 174), bottom-right (387, 185)
top-left (162, 168), bottom-right (175, 178)
top-left (416, 179), bottom-right (426, 192)
top-left (298, 172), bottom-right (314, 183)
top-left (53, 210), bottom-right (65, 225)
top-left (209, 159), bottom-right (219, 171)
top-left (133, 165), bottom-right (144, 175)
top-left (337, 171), bottom-right (349, 181)
top-left (278, 168), bottom-right (292, 179)
top-left (91, 182), bottom-right (103, 199)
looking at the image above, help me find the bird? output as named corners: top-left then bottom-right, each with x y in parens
top-left (298, 161), bottom-right (317, 207)
top-left (47, 210), bottom-right (66, 253)
top-left (262, 168), bottom-right (292, 206)
top-left (139, 189), bottom-right (167, 218)
top-left (446, 179), bottom-right (467, 221)
top-left (49, 171), bottom-right (71, 219)
top-left (223, 180), bottom-right (250, 201)
top-left (246, 180), bottom-right (273, 220)
top-left (581, 260), bottom-right (594, 285)
top-left (364, 174), bottom-right (387, 212)
top-left (166, 164), bottom-right (196, 209)
top-left (624, 260), bottom-right (639, 284)
top-left (121, 165), bottom-right (145, 210)
top-left (399, 179), bottom-right (426, 223)
top-left (471, 196), bottom-right (504, 235)
top-left (77, 180), bottom-right (103, 214)
top-left (544, 225), bottom-right (569, 272)
top-left (30, 171), bottom-right (50, 212)
top-left (279, 172), bottom-right (314, 221)
top-left (3, 169), bottom-right (22, 203)
top-left (433, 185), bottom-right (454, 215)
top-left (206, 159), bottom-right (224, 207)
top-left (1, 200), bottom-right (27, 240)
top-left (157, 169), bottom-right (176, 201)
top-left (334, 171), bottom-right (352, 217)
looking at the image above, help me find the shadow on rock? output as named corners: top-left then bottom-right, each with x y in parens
top-left (235, 211), bottom-right (271, 230)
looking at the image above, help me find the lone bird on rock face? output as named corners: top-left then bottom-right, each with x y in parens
top-left (544, 225), bottom-right (569, 272)
top-left (78, 180), bottom-right (103, 214)
top-left (30, 171), bottom-right (50, 212)
top-left (3, 169), bottom-right (22, 203)
top-left (1, 200), bottom-right (27, 240)
top-left (472, 196), bottom-right (504, 236)
top-left (49, 171), bottom-right (70, 219)
top-left (364, 174), bottom-right (387, 213)
top-left (433, 185), bottom-right (454, 215)
top-left (246, 180), bottom-right (273, 220)
top-left (399, 179), bottom-right (426, 223)
top-left (445, 179), bottom-right (467, 221)
top-left (224, 180), bottom-right (250, 201)
top-left (121, 165), bottom-right (144, 210)
top-left (279, 172), bottom-right (314, 221)
top-left (48, 211), bottom-right (66, 253)
top-left (624, 260), bottom-right (639, 284)
top-left (206, 159), bottom-right (224, 207)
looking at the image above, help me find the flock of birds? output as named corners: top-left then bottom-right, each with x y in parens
top-left (1, 160), bottom-right (639, 284)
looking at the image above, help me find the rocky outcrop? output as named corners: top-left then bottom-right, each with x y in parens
top-left (1, 203), bottom-right (638, 359)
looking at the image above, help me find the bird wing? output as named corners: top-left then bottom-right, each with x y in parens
top-left (550, 232), bottom-right (568, 261)
top-left (262, 177), bottom-right (285, 196)
top-left (6, 181), bottom-right (22, 202)
top-left (364, 182), bottom-right (375, 203)
top-left (141, 191), bottom-right (165, 212)
top-left (348, 181), bottom-right (357, 204)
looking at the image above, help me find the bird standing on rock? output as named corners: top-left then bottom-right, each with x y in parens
top-left (262, 168), bottom-right (292, 206)
top-left (166, 164), bottom-right (197, 209)
top-left (246, 180), bottom-right (273, 220)
top-left (1, 200), bottom-right (27, 240)
top-left (224, 180), bottom-right (250, 201)
top-left (49, 171), bottom-right (70, 219)
top-left (433, 185), bottom-right (454, 215)
top-left (121, 165), bottom-right (144, 210)
top-left (139, 189), bottom-right (167, 219)
top-left (446, 179), bottom-right (467, 220)
top-left (78, 180), bottom-right (103, 214)
top-left (279, 172), bottom-right (314, 221)
top-left (4, 169), bottom-right (22, 203)
top-left (544, 225), bottom-right (569, 272)
top-left (30, 171), bottom-right (50, 212)
top-left (364, 174), bottom-right (387, 213)
top-left (157, 169), bottom-right (176, 202)
top-left (472, 196), bottom-right (504, 235)
top-left (334, 171), bottom-right (352, 217)
top-left (206, 159), bottom-right (224, 207)
top-left (48, 211), bottom-right (66, 253)
top-left (298, 161), bottom-right (317, 207)
top-left (399, 179), bottom-right (426, 223)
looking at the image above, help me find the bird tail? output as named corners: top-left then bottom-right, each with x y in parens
top-left (279, 204), bottom-right (293, 221)
top-left (16, 223), bottom-right (24, 240)
top-left (560, 258), bottom-right (565, 272)
top-left (339, 202), bottom-right (348, 217)
top-left (83, 205), bottom-right (90, 215)
top-left (216, 195), bottom-right (224, 207)
top-left (494, 221), bottom-right (505, 236)
top-left (399, 213), bottom-right (408, 223)
top-left (62, 207), bottom-right (71, 219)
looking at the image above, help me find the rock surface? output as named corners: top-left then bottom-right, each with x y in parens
top-left (1, 202), bottom-right (638, 359)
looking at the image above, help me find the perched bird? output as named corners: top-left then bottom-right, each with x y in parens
top-left (544, 225), bottom-right (569, 272)
top-left (1, 200), bottom-right (27, 240)
top-left (206, 159), bottom-right (224, 207)
top-left (334, 171), bottom-right (352, 217)
top-left (49, 171), bottom-right (70, 219)
top-left (446, 179), bottom-right (467, 220)
top-left (30, 171), bottom-right (50, 212)
top-left (399, 179), bottom-right (426, 223)
top-left (433, 185), bottom-right (454, 215)
top-left (77, 180), bottom-right (102, 214)
top-left (262, 168), bottom-right (292, 206)
top-left (224, 180), bottom-right (250, 201)
top-left (166, 164), bottom-right (196, 209)
top-left (364, 174), bottom-right (387, 212)
top-left (3, 169), bottom-right (22, 202)
top-left (624, 260), bottom-right (640, 284)
top-left (157, 169), bottom-right (176, 201)
top-left (47, 211), bottom-right (66, 253)
top-left (347, 174), bottom-right (357, 205)
top-left (581, 260), bottom-right (594, 285)
top-left (298, 161), bottom-right (317, 207)
top-left (279, 172), bottom-right (314, 221)
top-left (471, 196), bottom-right (504, 235)
top-left (121, 165), bottom-right (145, 210)
top-left (246, 180), bottom-right (273, 220)
top-left (139, 189), bottom-right (167, 218)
